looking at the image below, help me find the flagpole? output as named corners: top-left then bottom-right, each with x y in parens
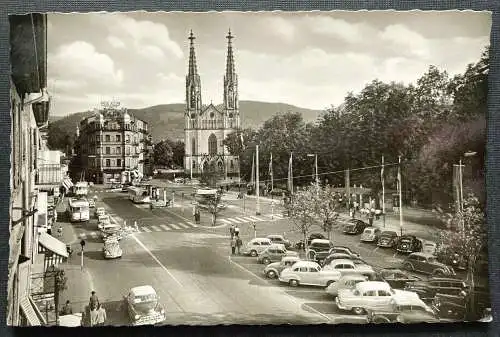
top-left (270, 153), bottom-right (274, 191)
top-left (381, 155), bottom-right (385, 228)
top-left (398, 156), bottom-right (403, 236)
top-left (256, 145), bottom-right (261, 216)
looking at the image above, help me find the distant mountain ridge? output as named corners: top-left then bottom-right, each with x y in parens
top-left (49, 100), bottom-right (325, 143)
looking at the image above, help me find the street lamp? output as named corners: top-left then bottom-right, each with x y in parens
top-left (307, 154), bottom-right (319, 188)
top-left (459, 151), bottom-right (477, 214)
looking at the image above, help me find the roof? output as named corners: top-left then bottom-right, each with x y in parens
top-left (311, 239), bottom-right (330, 244)
top-left (392, 295), bottom-right (427, 307)
top-left (200, 103), bottom-right (224, 115)
top-left (69, 199), bottom-right (89, 207)
top-left (250, 238), bottom-right (271, 243)
top-left (267, 234), bottom-right (284, 239)
top-left (130, 285), bottom-right (157, 297)
top-left (356, 281), bottom-right (390, 292)
top-left (331, 259), bottom-right (355, 265)
top-left (293, 261), bottom-right (320, 268)
top-left (282, 256), bottom-right (300, 262)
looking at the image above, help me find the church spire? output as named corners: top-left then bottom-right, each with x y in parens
top-left (225, 29), bottom-right (236, 80)
top-left (186, 30), bottom-right (201, 112)
top-left (188, 30), bottom-right (198, 77)
top-left (224, 29), bottom-right (238, 112)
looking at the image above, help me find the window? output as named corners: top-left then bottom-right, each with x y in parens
top-left (116, 135), bottom-right (121, 142)
top-left (299, 267), bottom-right (308, 272)
top-left (117, 159), bottom-right (121, 167)
top-left (251, 242), bottom-right (260, 246)
top-left (378, 290), bottom-right (392, 297)
top-left (126, 135), bottom-right (130, 143)
top-left (105, 135), bottom-right (110, 142)
top-left (191, 138), bottom-right (196, 155)
top-left (105, 147), bottom-right (110, 154)
top-left (126, 147), bottom-right (130, 155)
top-left (364, 290), bottom-right (377, 297)
top-left (116, 147), bottom-right (121, 154)
top-left (230, 160), bottom-right (234, 169)
top-left (208, 134), bottom-right (217, 155)
top-left (308, 267), bottom-right (319, 272)
top-left (106, 159), bottom-right (111, 167)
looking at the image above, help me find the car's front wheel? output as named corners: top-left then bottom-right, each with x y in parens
top-left (289, 279), bottom-right (299, 287)
top-left (266, 270), bottom-right (277, 279)
top-left (325, 280), bottom-right (335, 287)
top-left (352, 307), bottom-right (365, 315)
top-left (250, 250), bottom-right (258, 257)
top-left (262, 257), bottom-right (271, 265)
top-left (403, 262), bottom-right (414, 271)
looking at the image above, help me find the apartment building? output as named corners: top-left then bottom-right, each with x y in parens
top-left (9, 13), bottom-right (69, 326)
top-left (75, 106), bottom-right (153, 184)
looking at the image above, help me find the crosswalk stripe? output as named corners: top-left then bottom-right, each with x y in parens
top-left (151, 225), bottom-right (162, 231)
top-left (177, 223), bottom-right (189, 229)
top-left (226, 217), bottom-right (243, 224)
top-left (241, 216), bottom-right (256, 221)
top-left (160, 224), bottom-right (171, 231)
top-left (169, 223), bottom-right (181, 230)
top-left (142, 227), bottom-right (152, 232)
top-left (220, 219), bottom-right (231, 224)
top-left (249, 216), bottom-right (264, 221)
top-left (234, 217), bottom-right (249, 223)
top-left (186, 221), bottom-right (198, 228)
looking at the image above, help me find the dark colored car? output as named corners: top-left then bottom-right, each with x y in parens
top-left (377, 268), bottom-right (422, 289)
top-left (307, 239), bottom-right (333, 263)
top-left (404, 277), bottom-right (468, 302)
top-left (402, 253), bottom-right (456, 277)
top-left (368, 304), bottom-right (439, 324)
top-left (377, 231), bottom-right (399, 248)
top-left (342, 219), bottom-right (370, 235)
top-left (294, 233), bottom-right (327, 250)
top-left (432, 288), bottom-right (491, 321)
top-left (396, 235), bottom-right (422, 254)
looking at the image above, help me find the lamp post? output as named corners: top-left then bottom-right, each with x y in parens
top-left (459, 151), bottom-right (477, 217)
top-left (307, 153), bottom-right (319, 193)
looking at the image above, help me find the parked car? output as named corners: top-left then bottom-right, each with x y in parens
top-left (88, 198), bottom-right (96, 208)
top-left (323, 259), bottom-right (376, 278)
top-left (422, 241), bottom-right (437, 255)
top-left (377, 231), bottom-right (399, 248)
top-left (307, 239), bottom-right (333, 263)
top-left (404, 277), bottom-right (469, 302)
top-left (431, 289), bottom-right (491, 322)
top-left (242, 238), bottom-right (272, 257)
top-left (125, 285), bottom-right (166, 326)
top-left (263, 256), bottom-right (301, 279)
top-left (342, 219), bottom-right (370, 235)
top-left (328, 246), bottom-right (361, 259)
top-left (95, 207), bottom-right (106, 219)
top-left (325, 275), bottom-right (369, 298)
top-left (294, 233), bottom-right (327, 250)
top-left (376, 268), bottom-right (422, 289)
top-left (257, 244), bottom-right (298, 264)
top-left (402, 252), bottom-right (456, 276)
top-left (336, 281), bottom-right (420, 315)
top-left (396, 235), bottom-right (423, 254)
top-left (367, 296), bottom-right (439, 324)
top-left (174, 178), bottom-right (184, 183)
top-left (103, 239), bottom-right (122, 259)
top-left (266, 234), bottom-right (291, 249)
top-left (279, 261), bottom-right (341, 287)
top-left (322, 253), bottom-right (367, 268)
top-left (360, 227), bottom-right (381, 243)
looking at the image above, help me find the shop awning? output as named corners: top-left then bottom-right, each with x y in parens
top-left (38, 233), bottom-right (68, 258)
top-left (20, 297), bottom-right (42, 326)
top-left (62, 177), bottom-right (73, 191)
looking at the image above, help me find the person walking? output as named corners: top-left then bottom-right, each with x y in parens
top-left (89, 291), bottom-right (100, 311)
top-left (57, 225), bottom-right (63, 237)
top-left (368, 211), bottom-right (374, 226)
top-left (234, 225), bottom-right (240, 237)
top-left (230, 237), bottom-right (236, 255)
top-left (229, 225), bottom-right (235, 239)
top-left (61, 300), bottom-right (73, 315)
top-left (89, 306), bottom-right (99, 327)
top-left (236, 235), bottom-right (243, 255)
top-left (96, 304), bottom-right (107, 326)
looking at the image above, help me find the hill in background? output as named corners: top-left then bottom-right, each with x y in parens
top-left (48, 100), bottom-right (324, 144)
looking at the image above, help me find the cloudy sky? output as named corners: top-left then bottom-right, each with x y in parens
top-left (47, 11), bottom-right (491, 116)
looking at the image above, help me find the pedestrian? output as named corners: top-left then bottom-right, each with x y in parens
top-left (89, 306), bottom-right (99, 327)
top-left (234, 225), bottom-right (240, 237)
top-left (368, 211), bottom-right (374, 226)
top-left (226, 185), bottom-right (229, 192)
top-left (236, 235), bottom-right (242, 255)
top-left (231, 237), bottom-right (237, 255)
top-left (61, 300), bottom-right (73, 315)
top-left (57, 225), bottom-right (63, 237)
top-left (229, 225), bottom-right (235, 239)
top-left (89, 291), bottom-right (100, 311)
top-left (96, 303), bottom-right (107, 326)
top-left (195, 209), bottom-right (201, 224)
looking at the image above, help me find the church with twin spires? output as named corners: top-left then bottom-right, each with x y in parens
top-left (184, 29), bottom-right (241, 182)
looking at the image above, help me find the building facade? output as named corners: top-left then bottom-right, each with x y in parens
top-left (184, 30), bottom-right (241, 182)
top-left (75, 104), bottom-right (153, 184)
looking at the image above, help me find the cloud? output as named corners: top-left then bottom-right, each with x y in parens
top-left (265, 16), bottom-right (296, 42)
top-left (380, 24), bottom-right (431, 59)
top-left (307, 17), bottom-right (371, 43)
top-left (48, 41), bottom-right (123, 88)
top-left (138, 45), bottom-right (166, 62)
top-left (107, 35), bottom-right (125, 49)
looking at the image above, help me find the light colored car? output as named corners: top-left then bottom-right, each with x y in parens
top-left (103, 240), bottom-right (122, 259)
top-left (95, 207), bottom-right (106, 219)
top-left (264, 256), bottom-right (301, 279)
top-left (242, 238), bottom-right (272, 257)
top-left (323, 259), bottom-right (376, 278)
top-left (402, 252), bottom-right (455, 276)
top-left (368, 295), bottom-right (438, 324)
top-left (174, 178), bottom-right (184, 184)
top-left (266, 234), bottom-right (291, 249)
top-left (422, 241), bottom-right (437, 255)
top-left (125, 285), bottom-right (165, 326)
top-left (279, 260), bottom-right (341, 287)
top-left (257, 244), bottom-right (298, 264)
top-left (325, 275), bottom-right (369, 298)
top-left (360, 227), bottom-right (381, 243)
top-left (88, 198), bottom-right (96, 208)
top-left (336, 281), bottom-right (420, 315)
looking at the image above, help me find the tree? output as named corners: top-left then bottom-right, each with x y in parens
top-left (283, 185), bottom-right (319, 258)
top-left (312, 185), bottom-right (340, 240)
top-left (170, 140), bottom-right (185, 168)
top-left (436, 194), bottom-right (487, 320)
top-left (153, 140), bottom-right (173, 167)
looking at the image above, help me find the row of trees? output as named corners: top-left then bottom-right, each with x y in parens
top-left (153, 139), bottom-right (185, 168)
top-left (223, 48), bottom-right (488, 208)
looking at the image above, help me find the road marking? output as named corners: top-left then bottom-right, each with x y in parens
top-left (226, 217), bottom-right (243, 224)
top-left (142, 227), bottom-right (152, 233)
top-left (186, 221), bottom-right (197, 227)
top-left (234, 217), bottom-right (249, 223)
top-left (131, 235), bottom-right (183, 288)
top-left (241, 216), bottom-right (256, 222)
top-left (160, 224), bottom-right (171, 231)
top-left (249, 216), bottom-right (264, 221)
top-left (150, 225), bottom-right (162, 232)
top-left (220, 219), bottom-right (231, 224)
top-left (177, 223), bottom-right (190, 229)
top-left (169, 223), bottom-right (181, 230)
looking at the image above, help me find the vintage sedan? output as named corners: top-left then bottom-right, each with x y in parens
top-left (263, 256), bottom-right (301, 279)
top-left (266, 234), bottom-right (292, 249)
top-left (323, 259), bottom-right (376, 278)
top-left (95, 207), bottom-right (106, 219)
top-left (328, 246), bottom-right (361, 258)
top-left (360, 227), bottom-right (381, 243)
top-left (336, 281), bottom-right (420, 315)
top-left (368, 296), bottom-right (439, 324)
top-left (404, 277), bottom-right (469, 302)
top-left (342, 219), bottom-right (370, 235)
top-left (422, 241), bottom-right (437, 255)
top-left (125, 285), bottom-right (166, 326)
top-left (242, 238), bottom-right (272, 257)
top-left (377, 268), bottom-right (421, 289)
top-left (402, 252), bottom-right (455, 276)
top-left (396, 235), bottom-right (423, 254)
top-left (279, 261), bottom-right (341, 287)
top-left (307, 239), bottom-right (333, 263)
top-left (257, 244), bottom-right (298, 265)
top-left (325, 274), bottom-right (368, 298)
top-left (322, 253), bottom-right (366, 268)
top-left (377, 231), bottom-right (399, 248)
top-left (103, 239), bottom-right (122, 259)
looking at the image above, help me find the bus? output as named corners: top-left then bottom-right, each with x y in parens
top-left (128, 186), bottom-right (151, 204)
top-left (67, 198), bottom-right (90, 222)
top-left (193, 188), bottom-right (226, 211)
top-left (73, 181), bottom-right (89, 197)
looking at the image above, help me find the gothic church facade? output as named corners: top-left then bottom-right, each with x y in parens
top-left (184, 30), bottom-right (240, 181)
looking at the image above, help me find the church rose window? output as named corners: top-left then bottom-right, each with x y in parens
top-left (208, 134), bottom-right (217, 155)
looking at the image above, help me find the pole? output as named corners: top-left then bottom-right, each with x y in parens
top-left (271, 201), bottom-right (274, 220)
top-left (256, 145), bottom-right (261, 216)
top-left (190, 158), bottom-right (193, 181)
top-left (459, 158), bottom-right (463, 214)
top-left (398, 156), bottom-right (403, 236)
top-left (315, 154), bottom-right (319, 187)
top-left (238, 155), bottom-right (241, 192)
top-left (382, 156), bottom-right (386, 228)
top-left (80, 247), bottom-right (84, 270)
top-left (345, 168), bottom-right (350, 210)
